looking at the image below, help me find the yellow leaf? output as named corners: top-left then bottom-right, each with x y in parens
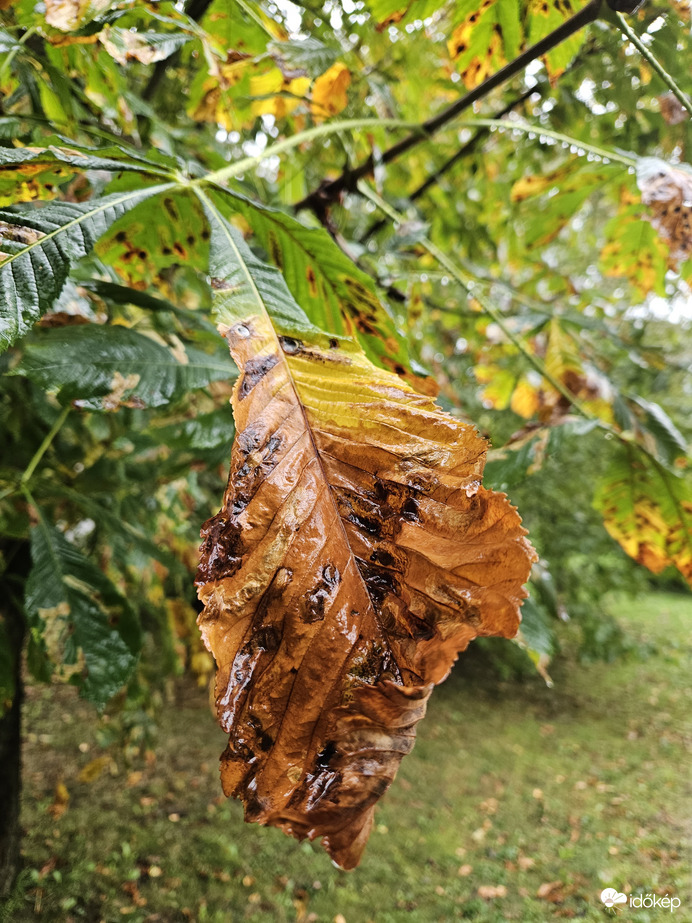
top-left (78, 755), bottom-right (112, 783)
top-left (250, 69), bottom-right (310, 119)
top-left (49, 780), bottom-right (70, 818)
top-left (510, 380), bottom-right (540, 419)
top-left (595, 452), bottom-right (692, 586)
top-left (310, 62), bottom-right (351, 123)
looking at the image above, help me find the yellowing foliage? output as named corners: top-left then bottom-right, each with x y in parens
top-left (250, 69), bottom-right (311, 119)
top-left (310, 62), bottom-right (351, 122)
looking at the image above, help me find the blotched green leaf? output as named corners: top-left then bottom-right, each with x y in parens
top-left (0, 184), bottom-right (173, 352)
top-left (25, 518), bottom-right (141, 708)
top-left (594, 448), bottom-right (692, 587)
top-left (216, 189), bottom-right (417, 378)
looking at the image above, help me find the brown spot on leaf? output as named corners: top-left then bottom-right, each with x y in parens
top-left (238, 354), bottom-right (279, 400)
top-left (306, 265), bottom-right (318, 297)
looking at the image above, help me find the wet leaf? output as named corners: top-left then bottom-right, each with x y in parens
top-left (0, 185), bottom-right (169, 352)
top-left (218, 189), bottom-right (418, 380)
top-left (12, 325), bottom-right (232, 411)
top-left (195, 213), bottom-right (536, 868)
top-left (95, 190), bottom-right (211, 293)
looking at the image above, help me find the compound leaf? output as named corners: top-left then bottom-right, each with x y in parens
top-left (13, 324), bottom-right (233, 410)
top-left (218, 189), bottom-right (417, 379)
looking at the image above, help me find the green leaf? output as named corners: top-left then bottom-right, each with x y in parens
top-left (202, 195), bottom-right (328, 341)
top-left (25, 519), bottom-right (141, 708)
top-left (484, 419), bottom-right (598, 490)
top-left (0, 143), bottom-right (174, 207)
top-left (95, 190), bottom-right (211, 290)
top-left (367, 0), bottom-right (440, 28)
top-left (600, 205), bottom-right (669, 297)
top-left (270, 37), bottom-right (340, 77)
top-left (12, 325), bottom-right (233, 410)
top-left (0, 142), bottom-right (176, 178)
top-left (514, 594), bottom-right (556, 685)
top-left (525, 0), bottom-right (585, 78)
top-left (628, 396), bottom-right (689, 468)
top-left (216, 188), bottom-right (416, 376)
top-left (150, 408), bottom-right (234, 454)
top-left (0, 184), bottom-right (173, 352)
top-left (199, 0), bottom-right (278, 56)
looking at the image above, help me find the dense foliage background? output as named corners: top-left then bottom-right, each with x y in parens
top-left (0, 0), bottom-right (690, 899)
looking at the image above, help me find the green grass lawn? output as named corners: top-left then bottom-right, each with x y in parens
top-left (3, 592), bottom-right (690, 923)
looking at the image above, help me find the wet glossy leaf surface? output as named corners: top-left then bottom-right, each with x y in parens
top-left (196, 303), bottom-right (536, 868)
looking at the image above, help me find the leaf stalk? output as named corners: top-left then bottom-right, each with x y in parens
top-left (614, 11), bottom-right (692, 118)
top-left (20, 405), bottom-right (70, 486)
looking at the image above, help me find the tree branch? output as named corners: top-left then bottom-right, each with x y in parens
top-left (358, 88), bottom-right (535, 244)
top-left (295, 0), bottom-right (604, 217)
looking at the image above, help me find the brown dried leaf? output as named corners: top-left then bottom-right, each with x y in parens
top-left (639, 160), bottom-right (692, 265)
top-left (196, 308), bottom-right (535, 868)
top-left (658, 92), bottom-right (688, 126)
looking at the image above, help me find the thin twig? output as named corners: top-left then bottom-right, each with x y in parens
top-left (615, 11), bottom-right (692, 118)
top-left (20, 405), bottom-right (70, 486)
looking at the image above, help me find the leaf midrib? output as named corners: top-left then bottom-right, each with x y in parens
top-left (196, 188), bottom-right (386, 638)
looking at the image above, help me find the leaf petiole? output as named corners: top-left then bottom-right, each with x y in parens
top-left (193, 118), bottom-right (423, 187)
top-left (454, 119), bottom-right (638, 169)
top-left (20, 404), bottom-right (70, 486)
top-left (614, 11), bottom-right (692, 119)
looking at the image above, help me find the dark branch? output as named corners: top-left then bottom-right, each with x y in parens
top-left (295, 0), bottom-right (604, 217)
top-left (142, 0), bottom-right (214, 103)
top-left (358, 88), bottom-right (535, 244)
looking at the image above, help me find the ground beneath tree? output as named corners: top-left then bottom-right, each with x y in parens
top-left (2, 592), bottom-right (690, 923)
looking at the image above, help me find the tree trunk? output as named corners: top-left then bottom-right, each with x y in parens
top-left (0, 544), bottom-right (29, 897)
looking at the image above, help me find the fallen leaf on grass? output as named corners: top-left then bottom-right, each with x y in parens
top-left (78, 755), bottom-right (112, 783)
top-left (537, 881), bottom-right (566, 902)
top-left (48, 781), bottom-right (69, 819)
top-left (477, 885), bottom-right (507, 899)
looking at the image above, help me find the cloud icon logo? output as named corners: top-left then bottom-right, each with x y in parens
top-left (601, 888), bottom-right (628, 907)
